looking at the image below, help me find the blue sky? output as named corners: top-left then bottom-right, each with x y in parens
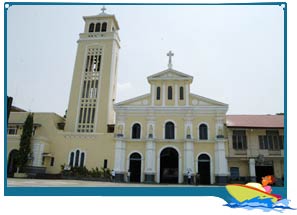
top-left (7, 4), bottom-right (284, 116)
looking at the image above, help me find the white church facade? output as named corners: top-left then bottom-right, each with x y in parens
top-left (7, 9), bottom-right (284, 185)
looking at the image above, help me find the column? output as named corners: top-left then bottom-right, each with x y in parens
top-left (249, 158), bottom-right (256, 182)
top-left (144, 140), bottom-right (156, 183)
top-left (214, 139), bottom-right (229, 184)
top-left (162, 82), bottom-right (165, 106)
top-left (114, 138), bottom-right (126, 182)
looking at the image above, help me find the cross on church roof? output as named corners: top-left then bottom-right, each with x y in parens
top-left (167, 51), bottom-right (174, 69)
top-left (101, 6), bottom-right (106, 13)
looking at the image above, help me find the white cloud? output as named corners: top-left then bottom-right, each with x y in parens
top-left (117, 82), bottom-right (132, 91)
top-left (116, 82), bottom-right (135, 102)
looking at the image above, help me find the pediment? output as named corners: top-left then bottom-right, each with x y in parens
top-left (147, 69), bottom-right (193, 82)
top-left (115, 94), bottom-right (151, 107)
top-left (190, 94), bottom-right (228, 107)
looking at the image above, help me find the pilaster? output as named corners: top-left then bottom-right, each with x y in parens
top-left (114, 138), bottom-right (126, 182)
top-left (185, 84), bottom-right (189, 106)
top-left (151, 84), bottom-right (155, 106)
top-left (162, 82), bottom-right (165, 106)
top-left (175, 83), bottom-right (178, 106)
top-left (214, 138), bottom-right (229, 184)
top-left (184, 140), bottom-right (194, 182)
top-left (144, 140), bottom-right (156, 183)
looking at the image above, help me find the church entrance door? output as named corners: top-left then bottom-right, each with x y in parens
top-left (160, 147), bottom-right (178, 184)
top-left (7, 149), bottom-right (19, 177)
top-left (198, 154), bottom-right (211, 184)
top-left (129, 153), bottom-right (142, 183)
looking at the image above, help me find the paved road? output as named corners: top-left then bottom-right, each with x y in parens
top-left (7, 178), bottom-right (207, 187)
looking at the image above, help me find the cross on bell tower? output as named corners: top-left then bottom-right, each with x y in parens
top-left (101, 6), bottom-right (106, 13)
top-left (167, 51), bottom-right (174, 69)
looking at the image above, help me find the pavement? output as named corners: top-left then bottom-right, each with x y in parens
top-left (7, 178), bottom-right (208, 187)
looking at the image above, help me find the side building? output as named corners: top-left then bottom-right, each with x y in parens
top-left (7, 112), bottom-right (65, 177)
top-left (226, 115), bottom-right (284, 185)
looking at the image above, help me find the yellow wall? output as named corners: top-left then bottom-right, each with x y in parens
top-left (7, 112), bottom-right (115, 174)
top-left (228, 160), bottom-right (249, 176)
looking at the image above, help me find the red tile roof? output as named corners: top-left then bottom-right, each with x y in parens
top-left (226, 115), bottom-right (284, 128)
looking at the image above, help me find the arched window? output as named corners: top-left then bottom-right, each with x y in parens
top-left (80, 152), bottom-right (85, 167)
top-left (69, 152), bottom-right (74, 167)
top-left (156, 87), bottom-right (161, 100)
top-left (132, 123), bottom-right (141, 139)
top-left (75, 150), bottom-right (80, 167)
top-left (95, 23), bottom-right (101, 32)
top-left (199, 124), bottom-right (208, 140)
top-left (89, 23), bottom-right (95, 32)
top-left (165, 121), bottom-right (175, 139)
top-left (168, 86), bottom-right (172, 100)
top-left (69, 150), bottom-right (86, 167)
top-left (180, 86), bottom-right (184, 100)
top-left (101, 22), bottom-right (107, 32)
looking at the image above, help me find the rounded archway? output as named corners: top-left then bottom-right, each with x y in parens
top-left (7, 149), bottom-right (19, 177)
top-left (198, 153), bottom-right (211, 185)
top-left (129, 152), bottom-right (142, 183)
top-left (160, 147), bottom-right (179, 184)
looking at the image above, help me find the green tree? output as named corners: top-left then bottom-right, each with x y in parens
top-left (17, 113), bottom-right (34, 172)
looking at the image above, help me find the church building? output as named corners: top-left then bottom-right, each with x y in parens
top-left (7, 8), bottom-right (284, 185)
top-left (113, 54), bottom-right (229, 184)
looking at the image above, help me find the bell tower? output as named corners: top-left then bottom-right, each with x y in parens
top-left (65, 7), bottom-right (120, 133)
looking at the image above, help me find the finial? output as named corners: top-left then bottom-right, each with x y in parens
top-left (167, 51), bottom-right (174, 69)
top-left (101, 6), bottom-right (106, 13)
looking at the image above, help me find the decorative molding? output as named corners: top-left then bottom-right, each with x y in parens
top-left (192, 99), bottom-right (198, 105)
top-left (115, 106), bottom-right (228, 113)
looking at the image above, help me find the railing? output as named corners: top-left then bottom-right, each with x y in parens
top-left (268, 150), bottom-right (281, 155)
top-left (79, 32), bottom-right (120, 41)
top-left (234, 150), bottom-right (247, 155)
